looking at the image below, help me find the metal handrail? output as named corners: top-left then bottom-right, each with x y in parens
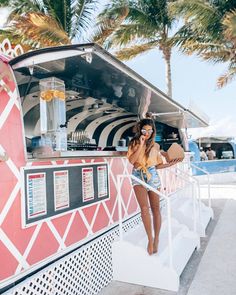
top-left (168, 168), bottom-right (198, 233)
top-left (190, 163), bottom-right (211, 208)
top-left (117, 174), bottom-right (173, 269)
top-left (176, 167), bottom-right (202, 223)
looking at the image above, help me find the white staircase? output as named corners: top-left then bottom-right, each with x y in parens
top-left (113, 168), bottom-right (214, 292)
top-left (170, 189), bottom-right (213, 237)
top-left (112, 218), bottom-right (199, 292)
top-left (168, 166), bottom-right (213, 237)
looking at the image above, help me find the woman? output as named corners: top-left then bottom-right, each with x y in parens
top-left (127, 114), bottom-right (179, 255)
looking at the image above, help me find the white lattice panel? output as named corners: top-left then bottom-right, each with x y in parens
top-left (4, 215), bottom-right (142, 295)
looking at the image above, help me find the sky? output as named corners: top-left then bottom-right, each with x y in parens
top-left (0, 5), bottom-right (235, 137)
top-left (124, 48), bottom-right (236, 138)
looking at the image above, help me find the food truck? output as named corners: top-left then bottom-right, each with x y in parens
top-left (0, 39), bottom-right (209, 294)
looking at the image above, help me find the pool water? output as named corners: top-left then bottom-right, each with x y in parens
top-left (192, 159), bottom-right (236, 175)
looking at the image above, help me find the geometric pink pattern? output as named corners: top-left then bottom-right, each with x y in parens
top-left (0, 55), bottom-right (187, 289)
top-left (0, 56), bottom-right (139, 287)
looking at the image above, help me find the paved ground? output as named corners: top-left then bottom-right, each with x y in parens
top-left (187, 199), bottom-right (236, 295)
top-left (98, 184), bottom-right (236, 295)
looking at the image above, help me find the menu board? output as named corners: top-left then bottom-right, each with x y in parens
top-left (23, 163), bottom-right (109, 226)
top-left (27, 173), bottom-right (47, 219)
top-left (54, 170), bottom-right (69, 210)
top-left (82, 168), bottom-right (94, 202)
top-left (97, 166), bottom-right (108, 198)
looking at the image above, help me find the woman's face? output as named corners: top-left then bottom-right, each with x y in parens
top-left (141, 124), bottom-right (153, 140)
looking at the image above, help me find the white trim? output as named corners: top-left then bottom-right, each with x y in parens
top-left (12, 49), bottom-right (92, 69)
top-left (0, 182), bottom-right (21, 226)
top-left (47, 220), bottom-right (66, 249)
top-left (62, 211), bottom-right (77, 243)
top-left (0, 38), bottom-right (24, 57)
top-left (15, 224), bottom-right (42, 274)
top-left (98, 117), bottom-right (136, 147)
top-left (78, 209), bottom-right (94, 236)
top-left (0, 88), bottom-right (18, 129)
top-left (112, 122), bottom-right (136, 146)
top-left (22, 161), bottom-right (107, 170)
top-left (0, 229), bottom-right (29, 269)
top-left (0, 213), bottom-right (141, 290)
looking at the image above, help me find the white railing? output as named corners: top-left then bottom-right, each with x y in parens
top-left (190, 163), bottom-right (211, 208)
top-left (117, 174), bottom-right (174, 269)
top-left (168, 168), bottom-right (198, 233)
top-left (176, 167), bottom-right (202, 224)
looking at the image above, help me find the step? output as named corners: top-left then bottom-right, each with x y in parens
top-left (157, 220), bottom-right (199, 267)
top-left (112, 218), bottom-right (199, 291)
top-left (170, 196), bottom-right (213, 237)
top-left (112, 240), bottom-right (179, 291)
top-left (124, 218), bottom-right (186, 254)
top-left (172, 197), bottom-right (193, 213)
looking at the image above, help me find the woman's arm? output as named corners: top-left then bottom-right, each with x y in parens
top-left (127, 136), bottom-right (145, 165)
top-left (156, 159), bottom-right (181, 169)
top-left (160, 150), bottom-right (167, 157)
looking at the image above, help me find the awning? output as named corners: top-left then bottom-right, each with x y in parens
top-left (9, 43), bottom-right (209, 130)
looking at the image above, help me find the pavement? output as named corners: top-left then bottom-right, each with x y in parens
top-left (98, 184), bottom-right (236, 295)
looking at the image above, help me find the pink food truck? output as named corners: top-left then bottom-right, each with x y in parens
top-left (0, 39), bottom-right (209, 294)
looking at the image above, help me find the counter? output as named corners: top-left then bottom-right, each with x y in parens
top-left (29, 150), bottom-right (127, 161)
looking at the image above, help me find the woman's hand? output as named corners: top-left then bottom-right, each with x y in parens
top-left (167, 158), bottom-right (182, 167)
top-left (139, 135), bottom-right (146, 146)
top-left (127, 137), bottom-right (145, 165)
top-left (160, 150), bottom-right (167, 158)
top-left (156, 158), bottom-right (182, 169)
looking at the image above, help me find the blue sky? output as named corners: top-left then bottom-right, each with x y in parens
top-left (0, 5), bottom-right (235, 136)
top-left (125, 48), bottom-right (235, 121)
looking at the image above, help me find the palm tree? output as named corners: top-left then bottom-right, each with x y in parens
top-left (93, 0), bottom-right (180, 98)
top-left (0, 0), bottom-right (97, 49)
top-left (172, 0), bottom-right (236, 87)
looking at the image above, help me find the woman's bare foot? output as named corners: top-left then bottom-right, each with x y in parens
top-left (153, 239), bottom-right (159, 254)
top-left (147, 240), bottom-right (153, 255)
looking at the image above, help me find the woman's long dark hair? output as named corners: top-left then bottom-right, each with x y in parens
top-left (129, 113), bottom-right (156, 157)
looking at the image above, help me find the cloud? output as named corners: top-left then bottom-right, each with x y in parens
top-left (189, 116), bottom-right (236, 139)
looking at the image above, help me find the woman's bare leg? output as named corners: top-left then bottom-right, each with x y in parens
top-left (133, 185), bottom-right (153, 255)
top-left (148, 189), bottom-right (161, 253)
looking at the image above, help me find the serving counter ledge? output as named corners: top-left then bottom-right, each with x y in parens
top-left (28, 150), bottom-right (128, 161)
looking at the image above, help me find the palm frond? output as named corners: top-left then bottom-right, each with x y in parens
top-left (0, 0), bottom-right (9, 7)
top-left (217, 65), bottom-right (236, 88)
top-left (115, 41), bottom-right (159, 60)
top-left (6, 0), bottom-right (44, 22)
top-left (0, 29), bottom-right (33, 51)
top-left (181, 40), bottom-right (229, 56)
top-left (92, 5), bottom-right (129, 46)
top-left (71, 0), bottom-right (98, 40)
top-left (92, 0), bottom-right (167, 47)
top-left (124, 4), bottom-right (163, 31)
top-left (171, 0), bottom-right (222, 40)
top-left (42, 0), bottom-right (73, 35)
top-left (171, 0), bottom-right (216, 18)
top-left (14, 12), bottom-right (71, 47)
top-left (109, 23), bottom-right (155, 47)
top-left (222, 9), bottom-right (236, 40)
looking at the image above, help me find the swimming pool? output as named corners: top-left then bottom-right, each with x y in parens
top-left (192, 159), bottom-right (236, 175)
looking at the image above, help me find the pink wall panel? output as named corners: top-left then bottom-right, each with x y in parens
top-left (26, 223), bottom-right (60, 265)
top-left (64, 212), bottom-right (89, 247)
top-left (0, 59), bottom-right (138, 286)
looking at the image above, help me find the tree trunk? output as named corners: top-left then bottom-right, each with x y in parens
top-left (162, 47), bottom-right (172, 99)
